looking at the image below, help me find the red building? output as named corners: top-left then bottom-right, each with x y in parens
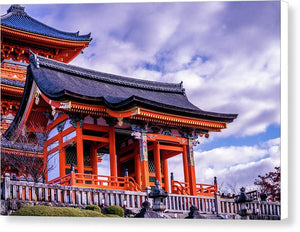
top-left (1, 4), bottom-right (91, 177)
top-left (2, 5), bottom-right (237, 196)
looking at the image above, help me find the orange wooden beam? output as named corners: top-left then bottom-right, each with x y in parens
top-left (109, 126), bottom-right (117, 177)
top-left (58, 131), bottom-right (66, 177)
top-left (163, 155), bottom-right (169, 192)
top-left (46, 126), bottom-right (75, 146)
top-left (134, 145), bottom-right (141, 187)
top-left (76, 122), bottom-right (84, 174)
top-left (82, 135), bottom-right (109, 143)
top-left (153, 142), bottom-right (161, 184)
top-left (159, 144), bottom-right (184, 152)
top-left (138, 108), bottom-right (227, 129)
top-left (91, 143), bottom-right (98, 175)
top-left (182, 145), bottom-right (189, 184)
top-left (147, 133), bottom-right (188, 145)
top-left (82, 124), bottom-right (109, 132)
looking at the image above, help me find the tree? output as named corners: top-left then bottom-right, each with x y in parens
top-left (1, 128), bottom-right (55, 182)
top-left (254, 166), bottom-right (280, 202)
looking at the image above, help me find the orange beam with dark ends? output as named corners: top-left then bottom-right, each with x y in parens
top-left (76, 122), bottom-right (84, 174)
top-left (137, 109), bottom-right (227, 129)
top-left (153, 141), bottom-right (161, 184)
top-left (91, 143), bottom-right (98, 175)
top-left (134, 145), bottom-right (141, 187)
top-left (163, 153), bottom-right (169, 192)
top-left (182, 145), bottom-right (189, 184)
top-left (109, 126), bottom-right (117, 177)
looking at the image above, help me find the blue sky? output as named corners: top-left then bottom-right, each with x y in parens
top-left (1, 1), bottom-right (281, 193)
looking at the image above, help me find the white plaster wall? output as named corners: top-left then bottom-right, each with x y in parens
top-left (48, 126), bottom-right (58, 140)
top-left (64, 119), bottom-right (73, 130)
top-left (63, 130), bottom-right (76, 143)
top-left (47, 151), bottom-right (60, 181)
top-left (47, 140), bottom-right (59, 151)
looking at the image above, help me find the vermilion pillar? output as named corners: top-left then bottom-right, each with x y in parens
top-left (153, 141), bottom-right (161, 184)
top-left (163, 154), bottom-right (169, 192)
top-left (58, 131), bottom-right (66, 177)
top-left (76, 122), bottom-right (84, 174)
top-left (109, 126), bottom-right (117, 177)
top-left (91, 143), bottom-right (98, 175)
top-left (182, 145), bottom-right (189, 184)
top-left (134, 145), bottom-right (141, 186)
top-left (139, 132), bottom-right (149, 190)
top-left (187, 138), bottom-right (197, 195)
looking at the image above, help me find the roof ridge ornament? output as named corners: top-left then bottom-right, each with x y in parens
top-left (29, 49), bottom-right (40, 68)
top-left (7, 5), bottom-right (27, 16)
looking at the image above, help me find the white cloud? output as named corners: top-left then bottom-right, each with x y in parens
top-left (166, 137), bottom-right (280, 193)
top-left (192, 137), bottom-right (281, 192)
top-left (12, 2), bottom-right (280, 139)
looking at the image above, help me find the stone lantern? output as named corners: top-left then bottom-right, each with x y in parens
top-left (148, 180), bottom-right (168, 213)
top-left (134, 182), bottom-right (169, 218)
top-left (235, 187), bottom-right (253, 219)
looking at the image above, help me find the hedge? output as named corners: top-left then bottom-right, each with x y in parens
top-left (11, 205), bottom-right (104, 217)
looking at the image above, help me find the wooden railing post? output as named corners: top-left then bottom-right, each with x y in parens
top-left (3, 173), bottom-right (11, 200)
top-left (170, 172), bottom-right (174, 194)
top-left (213, 177), bottom-right (220, 215)
top-left (70, 164), bottom-right (75, 186)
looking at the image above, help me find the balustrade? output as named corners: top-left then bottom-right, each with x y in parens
top-left (1, 174), bottom-right (280, 218)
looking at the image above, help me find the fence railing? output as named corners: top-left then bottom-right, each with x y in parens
top-left (2, 175), bottom-right (146, 210)
top-left (1, 174), bottom-right (216, 213)
top-left (171, 179), bottom-right (217, 197)
top-left (47, 172), bottom-right (141, 192)
top-left (218, 197), bottom-right (281, 217)
top-left (165, 193), bottom-right (216, 213)
top-left (1, 174), bottom-right (280, 218)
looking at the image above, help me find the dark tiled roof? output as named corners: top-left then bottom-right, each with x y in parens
top-left (1, 5), bottom-right (91, 42)
top-left (1, 137), bottom-right (43, 153)
top-left (1, 78), bottom-right (25, 88)
top-left (28, 53), bottom-right (237, 122)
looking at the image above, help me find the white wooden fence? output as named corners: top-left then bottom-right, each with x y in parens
top-left (1, 174), bottom-right (280, 218)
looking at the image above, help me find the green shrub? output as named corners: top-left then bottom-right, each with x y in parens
top-left (85, 204), bottom-right (101, 213)
top-left (11, 205), bottom-right (104, 217)
top-left (105, 205), bottom-right (124, 217)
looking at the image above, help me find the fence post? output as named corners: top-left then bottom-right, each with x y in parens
top-left (70, 164), bottom-right (75, 186)
top-left (214, 177), bottom-right (220, 216)
top-left (3, 173), bottom-right (11, 200)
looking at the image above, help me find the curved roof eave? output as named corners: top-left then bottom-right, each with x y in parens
top-left (1, 4), bottom-right (92, 42)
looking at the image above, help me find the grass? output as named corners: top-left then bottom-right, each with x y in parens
top-left (11, 205), bottom-right (106, 217)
